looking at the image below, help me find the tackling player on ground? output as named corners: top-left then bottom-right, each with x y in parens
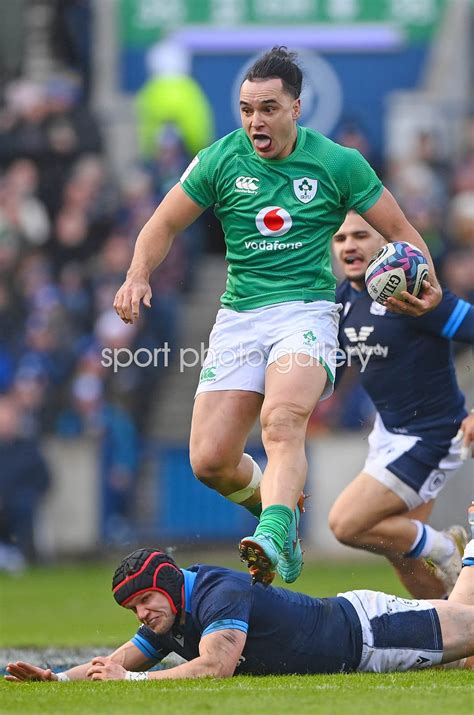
top-left (330, 211), bottom-right (474, 597)
top-left (6, 507), bottom-right (474, 682)
top-left (114, 47), bottom-right (442, 585)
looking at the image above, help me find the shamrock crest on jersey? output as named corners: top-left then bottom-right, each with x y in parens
top-left (293, 177), bottom-right (318, 204)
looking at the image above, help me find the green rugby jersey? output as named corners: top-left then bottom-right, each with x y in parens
top-left (180, 125), bottom-right (383, 311)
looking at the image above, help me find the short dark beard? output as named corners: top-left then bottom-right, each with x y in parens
top-left (349, 273), bottom-right (366, 291)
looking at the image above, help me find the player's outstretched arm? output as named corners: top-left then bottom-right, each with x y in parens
top-left (87, 629), bottom-right (247, 681)
top-left (5, 660), bottom-right (96, 682)
top-left (362, 188), bottom-right (442, 316)
top-left (114, 183), bottom-right (204, 324)
top-left (5, 641), bottom-right (154, 683)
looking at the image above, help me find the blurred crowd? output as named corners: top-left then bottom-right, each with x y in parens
top-left (0, 33), bottom-right (472, 564)
top-left (0, 72), bottom-right (200, 566)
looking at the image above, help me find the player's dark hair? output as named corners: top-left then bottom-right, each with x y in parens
top-left (243, 46), bottom-right (302, 99)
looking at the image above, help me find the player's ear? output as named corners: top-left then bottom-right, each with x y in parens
top-left (292, 99), bottom-right (301, 120)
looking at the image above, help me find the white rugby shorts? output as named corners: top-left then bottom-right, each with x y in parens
top-left (195, 300), bottom-right (341, 399)
top-left (339, 589), bottom-right (443, 672)
top-left (363, 414), bottom-right (464, 510)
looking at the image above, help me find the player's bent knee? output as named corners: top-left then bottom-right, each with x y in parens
top-left (190, 450), bottom-right (234, 485)
top-left (328, 510), bottom-right (364, 546)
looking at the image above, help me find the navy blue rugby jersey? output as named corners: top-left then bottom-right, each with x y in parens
top-left (336, 283), bottom-right (473, 436)
top-left (131, 565), bottom-right (362, 675)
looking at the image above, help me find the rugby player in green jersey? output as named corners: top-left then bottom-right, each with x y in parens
top-left (114, 47), bottom-right (442, 585)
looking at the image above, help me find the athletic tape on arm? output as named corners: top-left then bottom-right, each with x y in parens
top-left (56, 672), bottom-right (70, 682)
top-left (126, 671), bottom-right (149, 681)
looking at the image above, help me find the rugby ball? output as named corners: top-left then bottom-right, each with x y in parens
top-left (365, 241), bottom-right (429, 305)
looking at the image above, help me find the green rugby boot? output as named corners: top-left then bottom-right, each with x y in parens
top-left (239, 533), bottom-right (279, 586)
top-left (277, 495), bottom-right (305, 583)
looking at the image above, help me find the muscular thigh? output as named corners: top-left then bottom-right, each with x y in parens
top-left (264, 299), bottom-right (340, 406)
top-left (190, 390), bottom-right (263, 465)
top-left (262, 356), bottom-right (328, 426)
top-left (428, 600), bottom-right (474, 663)
top-left (330, 472), bottom-right (411, 533)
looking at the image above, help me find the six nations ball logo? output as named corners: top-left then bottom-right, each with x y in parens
top-left (255, 206), bottom-right (292, 237)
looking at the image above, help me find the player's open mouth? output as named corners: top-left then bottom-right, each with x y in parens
top-left (253, 133), bottom-right (272, 151)
top-left (344, 255), bottom-right (364, 266)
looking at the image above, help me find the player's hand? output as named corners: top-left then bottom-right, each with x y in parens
top-left (86, 656), bottom-right (127, 681)
top-left (385, 280), bottom-right (442, 317)
top-left (460, 413), bottom-right (474, 460)
top-left (5, 661), bottom-right (58, 682)
top-left (113, 274), bottom-right (152, 324)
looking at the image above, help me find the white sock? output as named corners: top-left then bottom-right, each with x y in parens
top-left (408, 521), bottom-right (455, 562)
top-left (424, 525), bottom-right (455, 563)
top-left (408, 520), bottom-right (424, 554)
top-left (463, 539), bottom-right (474, 561)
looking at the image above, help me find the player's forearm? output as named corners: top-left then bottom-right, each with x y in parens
top-left (146, 655), bottom-right (235, 681)
top-left (57, 661), bottom-right (93, 681)
top-left (62, 641), bottom-right (153, 681)
top-left (127, 212), bottom-right (175, 280)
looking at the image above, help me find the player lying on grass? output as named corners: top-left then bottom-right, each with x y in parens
top-left (330, 212), bottom-right (474, 599)
top-left (5, 513), bottom-right (474, 682)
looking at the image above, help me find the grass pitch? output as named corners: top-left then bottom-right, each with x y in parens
top-left (2, 672), bottom-right (473, 715)
top-left (1, 555), bottom-right (473, 715)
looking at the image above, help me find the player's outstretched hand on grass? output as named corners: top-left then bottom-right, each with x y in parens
top-left (386, 280), bottom-right (442, 317)
top-left (5, 661), bottom-right (57, 682)
top-left (87, 656), bottom-right (127, 681)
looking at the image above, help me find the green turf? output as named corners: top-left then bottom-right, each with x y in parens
top-left (1, 672), bottom-right (473, 715)
top-left (0, 562), bottom-right (130, 647)
top-left (1, 558), bottom-right (473, 715)
top-left (0, 554), bottom-right (407, 647)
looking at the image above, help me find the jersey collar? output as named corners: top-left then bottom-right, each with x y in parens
top-left (181, 569), bottom-right (197, 613)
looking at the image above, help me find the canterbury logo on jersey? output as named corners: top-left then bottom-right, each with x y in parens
top-left (235, 176), bottom-right (260, 193)
top-left (344, 326), bottom-right (374, 342)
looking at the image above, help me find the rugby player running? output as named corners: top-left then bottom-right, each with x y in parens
top-left (330, 211), bottom-right (474, 598)
top-left (114, 47), bottom-right (442, 585)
